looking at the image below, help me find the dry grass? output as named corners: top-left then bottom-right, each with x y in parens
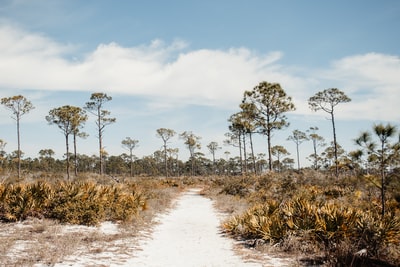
top-left (0, 175), bottom-right (184, 266)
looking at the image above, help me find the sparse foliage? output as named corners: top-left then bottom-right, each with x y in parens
top-left (243, 81), bottom-right (295, 171)
top-left (121, 137), bottom-right (139, 177)
top-left (46, 105), bottom-right (87, 179)
top-left (180, 131), bottom-right (201, 176)
top-left (1, 95), bottom-right (35, 179)
top-left (287, 129), bottom-right (308, 170)
top-left (85, 93), bottom-right (116, 175)
top-left (207, 141), bottom-right (221, 173)
top-left (307, 127), bottom-right (326, 170)
top-left (156, 128), bottom-right (176, 177)
top-left (271, 145), bottom-right (290, 172)
top-left (308, 88), bottom-right (351, 177)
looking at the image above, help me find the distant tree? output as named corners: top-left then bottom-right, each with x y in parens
top-left (85, 93), bottom-right (116, 175)
top-left (71, 109), bottom-right (88, 176)
top-left (307, 126), bottom-right (326, 170)
top-left (271, 145), bottom-right (290, 172)
top-left (121, 137), bottom-right (139, 177)
top-left (207, 141), bottom-right (221, 173)
top-left (46, 105), bottom-right (85, 179)
top-left (255, 153), bottom-right (267, 173)
top-left (243, 81), bottom-right (295, 171)
top-left (38, 149), bottom-right (55, 171)
top-left (287, 129), bottom-right (309, 170)
top-left (106, 155), bottom-right (127, 175)
top-left (0, 139), bottom-right (6, 152)
top-left (1, 95), bottom-right (34, 179)
top-left (167, 147), bottom-right (180, 176)
top-left (308, 88), bottom-right (351, 177)
top-left (0, 139), bottom-right (7, 169)
top-left (239, 102), bottom-right (259, 173)
top-left (156, 128), bottom-right (176, 177)
top-left (227, 112), bottom-right (247, 173)
top-left (321, 142), bottom-right (345, 171)
top-left (180, 131), bottom-right (201, 176)
top-left (282, 157), bottom-right (295, 170)
top-left (355, 123), bottom-right (399, 217)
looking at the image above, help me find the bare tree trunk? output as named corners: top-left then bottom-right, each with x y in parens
top-left (380, 142), bottom-right (385, 217)
top-left (98, 109), bottom-right (103, 176)
top-left (65, 135), bottom-right (70, 180)
top-left (163, 143), bottom-right (168, 177)
top-left (243, 134), bottom-right (247, 174)
top-left (249, 132), bottom-right (256, 174)
top-left (296, 143), bottom-right (300, 170)
top-left (17, 116), bottom-right (21, 180)
top-left (238, 132), bottom-right (243, 174)
top-left (211, 151), bottom-right (216, 174)
top-left (267, 128), bottom-right (272, 171)
top-left (312, 139), bottom-right (318, 170)
top-left (73, 133), bottom-right (78, 176)
top-left (130, 149), bottom-right (134, 177)
top-left (330, 112), bottom-right (339, 178)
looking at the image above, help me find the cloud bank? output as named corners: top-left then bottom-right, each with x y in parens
top-left (0, 25), bottom-right (399, 121)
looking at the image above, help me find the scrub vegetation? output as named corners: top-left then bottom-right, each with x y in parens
top-left (1, 83), bottom-right (399, 266)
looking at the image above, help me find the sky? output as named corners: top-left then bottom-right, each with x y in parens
top-left (0, 0), bottom-right (399, 166)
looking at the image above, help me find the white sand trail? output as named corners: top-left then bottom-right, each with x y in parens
top-left (51, 188), bottom-right (293, 267)
top-left (125, 188), bottom-right (262, 267)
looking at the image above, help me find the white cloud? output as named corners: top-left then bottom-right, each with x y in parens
top-left (1, 25), bottom-right (399, 123)
top-left (0, 25), bottom-right (291, 109)
top-left (319, 53), bottom-right (400, 121)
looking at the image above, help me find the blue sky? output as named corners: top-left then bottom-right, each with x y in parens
top-left (0, 0), bottom-right (399, 166)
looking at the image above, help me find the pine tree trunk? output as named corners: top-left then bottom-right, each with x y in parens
top-left (17, 116), bottom-right (21, 180)
top-left (65, 134), bottom-right (70, 180)
top-left (331, 112), bottom-right (339, 178)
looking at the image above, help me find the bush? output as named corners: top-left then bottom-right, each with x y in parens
top-left (0, 180), bottom-right (146, 226)
top-left (0, 181), bottom-right (53, 221)
top-left (222, 177), bottom-right (400, 266)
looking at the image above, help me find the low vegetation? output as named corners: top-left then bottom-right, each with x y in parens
top-left (211, 171), bottom-right (400, 266)
top-left (0, 174), bottom-right (187, 265)
top-left (0, 171), bottom-right (399, 266)
top-left (0, 179), bottom-right (146, 225)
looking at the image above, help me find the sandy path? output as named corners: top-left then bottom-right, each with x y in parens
top-left (125, 188), bottom-right (262, 267)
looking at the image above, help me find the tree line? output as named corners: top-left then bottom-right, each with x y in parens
top-left (1, 83), bottom-right (399, 206)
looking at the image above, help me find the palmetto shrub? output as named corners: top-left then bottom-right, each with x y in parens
top-left (0, 180), bottom-right (146, 226)
top-left (223, 200), bottom-right (287, 241)
top-left (223, 195), bottom-right (400, 244)
top-left (48, 181), bottom-right (107, 225)
top-left (103, 182), bottom-right (146, 222)
top-left (314, 203), bottom-right (360, 246)
top-left (355, 212), bottom-right (400, 257)
top-left (223, 187), bottom-right (400, 265)
top-left (48, 181), bottom-right (146, 225)
top-left (0, 181), bottom-right (53, 221)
